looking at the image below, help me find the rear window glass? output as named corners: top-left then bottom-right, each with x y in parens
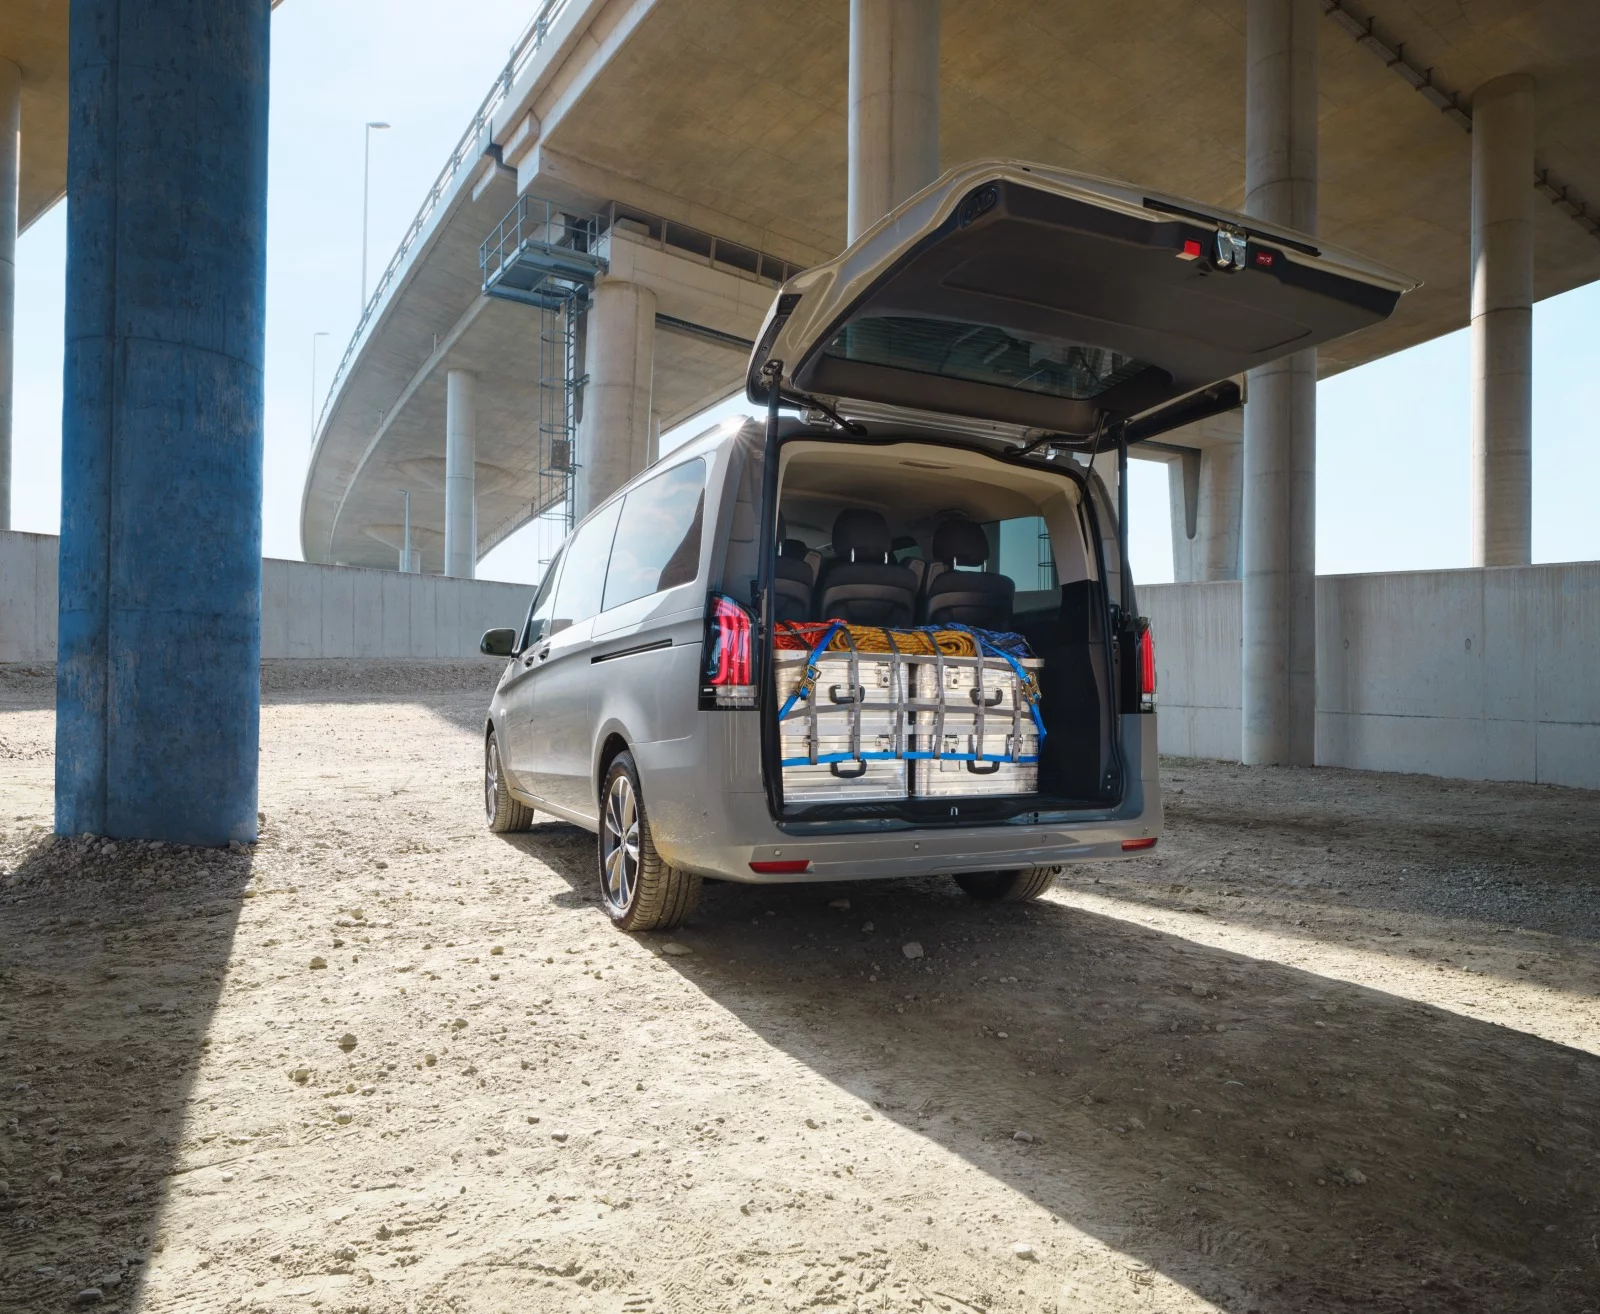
top-left (602, 458), bottom-right (706, 611)
top-left (823, 316), bottom-right (1147, 400)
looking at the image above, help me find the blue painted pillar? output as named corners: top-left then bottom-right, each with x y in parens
top-left (56, 0), bottom-right (270, 846)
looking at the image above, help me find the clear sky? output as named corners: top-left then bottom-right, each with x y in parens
top-left (9, 0), bottom-right (1598, 587)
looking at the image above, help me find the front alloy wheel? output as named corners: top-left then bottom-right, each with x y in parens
top-left (484, 729), bottom-right (534, 833)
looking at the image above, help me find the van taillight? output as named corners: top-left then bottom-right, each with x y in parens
top-left (702, 592), bottom-right (756, 709)
top-left (1138, 621), bottom-right (1156, 712)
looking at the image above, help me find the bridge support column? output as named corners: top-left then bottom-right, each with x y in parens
top-left (444, 368), bottom-right (477, 579)
top-left (56, 0), bottom-right (270, 845)
top-left (576, 278), bottom-right (654, 518)
top-left (1470, 74), bottom-right (1535, 568)
top-left (0, 57), bottom-right (18, 531)
top-left (1241, 0), bottom-right (1318, 767)
top-left (847, 0), bottom-right (941, 243)
top-left (1168, 437), bottom-right (1243, 583)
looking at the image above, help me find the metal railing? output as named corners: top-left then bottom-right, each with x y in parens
top-left (479, 195), bottom-right (610, 296)
top-left (480, 195), bottom-right (805, 295)
top-left (313, 0), bottom-right (574, 445)
top-left (603, 202), bottom-right (804, 287)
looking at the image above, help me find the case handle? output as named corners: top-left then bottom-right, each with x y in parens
top-left (830, 759), bottom-right (869, 778)
top-left (968, 687), bottom-right (1004, 707)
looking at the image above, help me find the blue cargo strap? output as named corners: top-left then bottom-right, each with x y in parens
top-left (776, 620), bottom-right (846, 722)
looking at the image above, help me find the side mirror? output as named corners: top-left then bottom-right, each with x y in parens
top-left (479, 627), bottom-right (518, 658)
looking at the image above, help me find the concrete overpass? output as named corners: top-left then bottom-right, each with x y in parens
top-left (302, 0), bottom-right (1600, 580)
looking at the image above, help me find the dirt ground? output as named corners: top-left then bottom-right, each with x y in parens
top-left (2, 668), bottom-right (1598, 1314)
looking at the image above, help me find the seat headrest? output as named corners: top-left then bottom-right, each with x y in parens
top-left (932, 517), bottom-right (991, 568)
top-left (831, 508), bottom-right (892, 563)
top-left (779, 538), bottom-right (809, 559)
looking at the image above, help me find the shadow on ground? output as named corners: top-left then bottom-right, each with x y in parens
top-left (504, 821), bottom-right (1600, 1313)
top-left (0, 838), bottom-right (253, 1308)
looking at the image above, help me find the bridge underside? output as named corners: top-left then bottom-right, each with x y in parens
top-left (302, 0), bottom-right (1600, 574)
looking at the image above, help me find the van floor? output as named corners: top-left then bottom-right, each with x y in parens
top-left (1, 673), bottom-right (1596, 1313)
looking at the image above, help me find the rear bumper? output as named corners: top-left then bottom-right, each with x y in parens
top-left (635, 710), bottom-right (1162, 883)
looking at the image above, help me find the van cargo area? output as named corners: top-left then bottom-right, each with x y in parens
top-left (709, 424), bottom-right (1143, 826)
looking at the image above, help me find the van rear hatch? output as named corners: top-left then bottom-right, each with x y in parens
top-left (747, 160), bottom-right (1414, 442)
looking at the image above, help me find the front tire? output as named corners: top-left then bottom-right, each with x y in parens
top-left (599, 751), bottom-right (701, 931)
top-left (484, 729), bottom-right (535, 833)
top-left (953, 866), bottom-right (1061, 902)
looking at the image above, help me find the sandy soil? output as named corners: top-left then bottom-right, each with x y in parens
top-left (1, 678), bottom-right (1597, 1314)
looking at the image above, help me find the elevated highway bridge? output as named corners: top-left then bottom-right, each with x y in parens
top-left (297, 0), bottom-right (1600, 590)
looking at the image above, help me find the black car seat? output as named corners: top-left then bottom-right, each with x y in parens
top-left (891, 535), bottom-right (928, 595)
top-left (921, 516), bottom-right (1015, 630)
top-left (773, 514), bottom-right (814, 623)
top-left (814, 508), bottom-right (918, 626)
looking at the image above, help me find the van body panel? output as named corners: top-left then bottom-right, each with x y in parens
top-left (493, 419), bottom-right (1159, 872)
top-left (520, 615), bottom-right (597, 817)
top-left (635, 699), bottom-right (1157, 881)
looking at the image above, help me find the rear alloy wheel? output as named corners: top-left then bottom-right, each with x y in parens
top-left (953, 866), bottom-right (1062, 902)
top-left (599, 751), bottom-right (701, 932)
top-left (484, 729), bottom-right (534, 833)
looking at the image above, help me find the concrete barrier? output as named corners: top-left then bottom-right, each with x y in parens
top-left (9, 529), bottom-right (1595, 789)
top-left (1, 530), bottom-right (532, 664)
top-left (1142, 562), bottom-right (1600, 790)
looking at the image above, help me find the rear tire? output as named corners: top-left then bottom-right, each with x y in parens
top-left (953, 866), bottom-right (1061, 902)
top-left (599, 751), bottom-right (701, 932)
top-left (484, 729), bottom-right (535, 833)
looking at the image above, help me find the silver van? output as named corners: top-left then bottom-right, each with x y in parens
top-left (479, 160), bottom-right (1410, 931)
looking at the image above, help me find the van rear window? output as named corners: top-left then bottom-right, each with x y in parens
top-left (822, 316), bottom-right (1148, 401)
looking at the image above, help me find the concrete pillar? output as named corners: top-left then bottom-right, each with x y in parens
top-left (847, 0), bottom-right (941, 243)
top-left (56, 0), bottom-right (270, 846)
top-left (575, 278), bottom-right (654, 518)
top-left (444, 368), bottom-right (477, 579)
top-left (0, 59), bottom-right (18, 532)
top-left (1470, 75), bottom-right (1535, 568)
top-left (1167, 441), bottom-right (1243, 582)
top-left (1241, 0), bottom-right (1318, 767)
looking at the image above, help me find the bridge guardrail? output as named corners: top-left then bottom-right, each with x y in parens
top-left (313, 0), bottom-right (574, 445)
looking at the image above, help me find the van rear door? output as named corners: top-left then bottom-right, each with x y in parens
top-left (747, 160), bottom-right (1414, 442)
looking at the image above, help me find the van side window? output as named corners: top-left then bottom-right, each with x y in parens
top-left (520, 548), bottom-right (564, 649)
top-left (601, 457), bottom-right (707, 612)
top-left (551, 501), bottom-right (623, 629)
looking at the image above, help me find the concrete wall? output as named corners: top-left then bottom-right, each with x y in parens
top-left (1142, 562), bottom-right (1600, 790)
top-left (0, 530), bottom-right (57, 661)
top-left (1, 530), bottom-right (531, 664)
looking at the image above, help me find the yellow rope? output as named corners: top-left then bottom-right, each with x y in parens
top-left (819, 625), bottom-right (979, 657)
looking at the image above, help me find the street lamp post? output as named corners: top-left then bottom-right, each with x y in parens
top-left (399, 488), bottom-right (415, 574)
top-left (361, 120), bottom-right (391, 312)
top-left (309, 330), bottom-right (329, 448)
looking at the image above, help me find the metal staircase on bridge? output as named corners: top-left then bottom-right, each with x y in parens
top-left (481, 197), bottom-right (610, 533)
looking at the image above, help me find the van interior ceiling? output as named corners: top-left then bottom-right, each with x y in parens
top-left (760, 435), bottom-right (1123, 818)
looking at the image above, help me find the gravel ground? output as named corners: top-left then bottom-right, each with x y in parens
top-left (1, 679), bottom-right (1597, 1313)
